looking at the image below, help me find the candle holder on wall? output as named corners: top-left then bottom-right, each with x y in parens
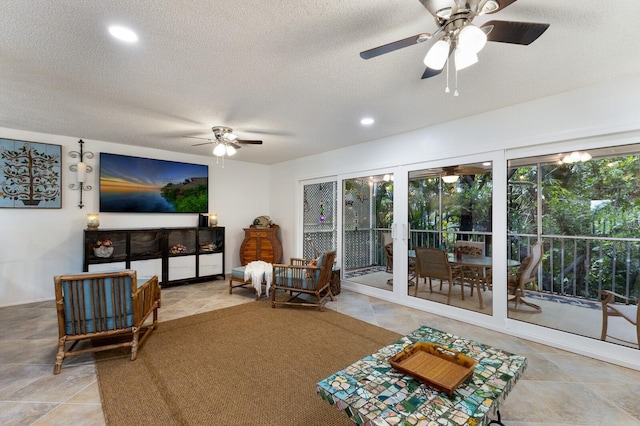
top-left (68, 139), bottom-right (94, 209)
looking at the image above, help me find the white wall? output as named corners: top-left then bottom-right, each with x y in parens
top-left (0, 128), bottom-right (270, 307)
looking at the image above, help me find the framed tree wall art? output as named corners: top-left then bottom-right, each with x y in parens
top-left (0, 138), bottom-right (62, 208)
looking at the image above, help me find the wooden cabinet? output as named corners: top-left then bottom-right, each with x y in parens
top-left (239, 225), bottom-right (283, 265)
top-left (83, 227), bottom-right (225, 286)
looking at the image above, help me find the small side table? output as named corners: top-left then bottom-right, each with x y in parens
top-left (330, 268), bottom-right (341, 295)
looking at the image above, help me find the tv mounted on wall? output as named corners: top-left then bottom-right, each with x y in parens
top-left (99, 153), bottom-right (208, 213)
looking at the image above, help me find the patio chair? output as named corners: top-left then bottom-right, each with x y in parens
top-left (507, 241), bottom-right (543, 313)
top-left (600, 290), bottom-right (639, 348)
top-left (384, 243), bottom-right (393, 272)
top-left (271, 251), bottom-right (336, 310)
top-left (54, 270), bottom-right (161, 374)
top-left (413, 247), bottom-right (463, 305)
top-left (455, 240), bottom-right (487, 295)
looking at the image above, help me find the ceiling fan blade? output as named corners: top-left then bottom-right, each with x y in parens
top-left (455, 166), bottom-right (487, 175)
top-left (421, 66), bottom-right (443, 79)
top-left (482, 20), bottom-right (550, 45)
top-left (228, 142), bottom-right (242, 150)
top-left (183, 136), bottom-right (215, 146)
top-left (360, 33), bottom-right (431, 60)
top-left (237, 139), bottom-right (263, 145)
top-left (183, 136), bottom-right (212, 141)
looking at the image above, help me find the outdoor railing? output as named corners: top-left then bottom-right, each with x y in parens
top-left (307, 227), bottom-right (640, 302)
top-left (512, 234), bottom-right (640, 301)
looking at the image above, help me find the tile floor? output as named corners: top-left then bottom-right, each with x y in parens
top-left (2, 279), bottom-right (640, 425)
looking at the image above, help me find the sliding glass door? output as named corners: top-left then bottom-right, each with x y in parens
top-left (342, 173), bottom-right (394, 291)
top-left (407, 162), bottom-right (493, 315)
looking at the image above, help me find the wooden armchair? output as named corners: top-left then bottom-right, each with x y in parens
top-left (54, 270), bottom-right (161, 374)
top-left (271, 251), bottom-right (336, 310)
top-left (600, 290), bottom-right (639, 348)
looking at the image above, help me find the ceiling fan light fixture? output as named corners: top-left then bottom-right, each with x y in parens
top-left (213, 143), bottom-right (226, 157)
top-left (442, 174), bottom-right (460, 183)
top-left (424, 38), bottom-right (450, 70)
top-left (225, 144), bottom-right (237, 156)
top-left (454, 47), bottom-right (478, 70)
top-left (458, 24), bottom-right (487, 53)
top-left (562, 151), bottom-right (592, 163)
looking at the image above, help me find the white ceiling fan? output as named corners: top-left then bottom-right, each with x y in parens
top-left (360, 0), bottom-right (550, 94)
top-left (184, 126), bottom-right (263, 157)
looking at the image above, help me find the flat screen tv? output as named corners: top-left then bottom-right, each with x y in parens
top-left (99, 153), bottom-right (208, 213)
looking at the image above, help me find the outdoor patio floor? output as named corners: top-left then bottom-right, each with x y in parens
top-left (347, 268), bottom-right (639, 349)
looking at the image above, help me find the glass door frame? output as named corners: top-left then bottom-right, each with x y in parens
top-left (399, 151), bottom-right (507, 329)
top-left (336, 167), bottom-right (409, 300)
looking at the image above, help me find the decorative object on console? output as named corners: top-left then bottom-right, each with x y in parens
top-left (252, 215), bottom-right (272, 228)
top-left (209, 213), bottom-right (218, 226)
top-left (68, 139), bottom-right (94, 209)
top-left (0, 138), bottom-right (61, 209)
top-left (169, 244), bottom-right (188, 254)
top-left (93, 237), bottom-right (114, 258)
top-left (87, 213), bottom-right (100, 230)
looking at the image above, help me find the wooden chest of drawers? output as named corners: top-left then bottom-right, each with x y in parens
top-left (239, 225), bottom-right (283, 265)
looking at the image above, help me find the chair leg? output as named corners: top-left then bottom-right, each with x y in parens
top-left (600, 308), bottom-right (608, 341)
top-left (54, 337), bottom-right (66, 375)
top-left (131, 328), bottom-right (140, 361)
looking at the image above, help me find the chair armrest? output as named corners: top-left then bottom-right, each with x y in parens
top-left (133, 276), bottom-right (161, 325)
top-left (273, 264), bottom-right (319, 270)
top-left (600, 290), bottom-right (636, 304)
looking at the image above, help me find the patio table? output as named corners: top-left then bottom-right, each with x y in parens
top-left (317, 325), bottom-right (527, 426)
top-left (447, 254), bottom-right (520, 309)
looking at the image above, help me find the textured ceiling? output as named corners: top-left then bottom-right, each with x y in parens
top-left (1, 1), bottom-right (639, 164)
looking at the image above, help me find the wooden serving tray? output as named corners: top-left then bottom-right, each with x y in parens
top-left (389, 342), bottom-right (477, 395)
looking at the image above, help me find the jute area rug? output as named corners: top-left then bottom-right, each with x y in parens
top-left (95, 300), bottom-right (401, 426)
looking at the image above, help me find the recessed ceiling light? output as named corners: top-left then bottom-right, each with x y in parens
top-left (360, 117), bottom-right (375, 126)
top-left (108, 26), bottom-right (138, 43)
top-left (482, 162), bottom-right (491, 166)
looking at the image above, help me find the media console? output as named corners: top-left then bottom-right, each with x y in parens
top-left (83, 226), bottom-right (225, 286)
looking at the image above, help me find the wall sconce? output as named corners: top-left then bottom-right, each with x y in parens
top-left (68, 139), bottom-right (94, 208)
top-left (209, 213), bottom-right (218, 227)
top-left (87, 213), bottom-right (100, 230)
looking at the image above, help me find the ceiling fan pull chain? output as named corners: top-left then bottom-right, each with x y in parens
top-left (445, 57), bottom-right (450, 93)
top-left (454, 67), bottom-right (459, 96)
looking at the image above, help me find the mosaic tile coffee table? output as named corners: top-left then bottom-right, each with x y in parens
top-left (317, 325), bottom-right (527, 426)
